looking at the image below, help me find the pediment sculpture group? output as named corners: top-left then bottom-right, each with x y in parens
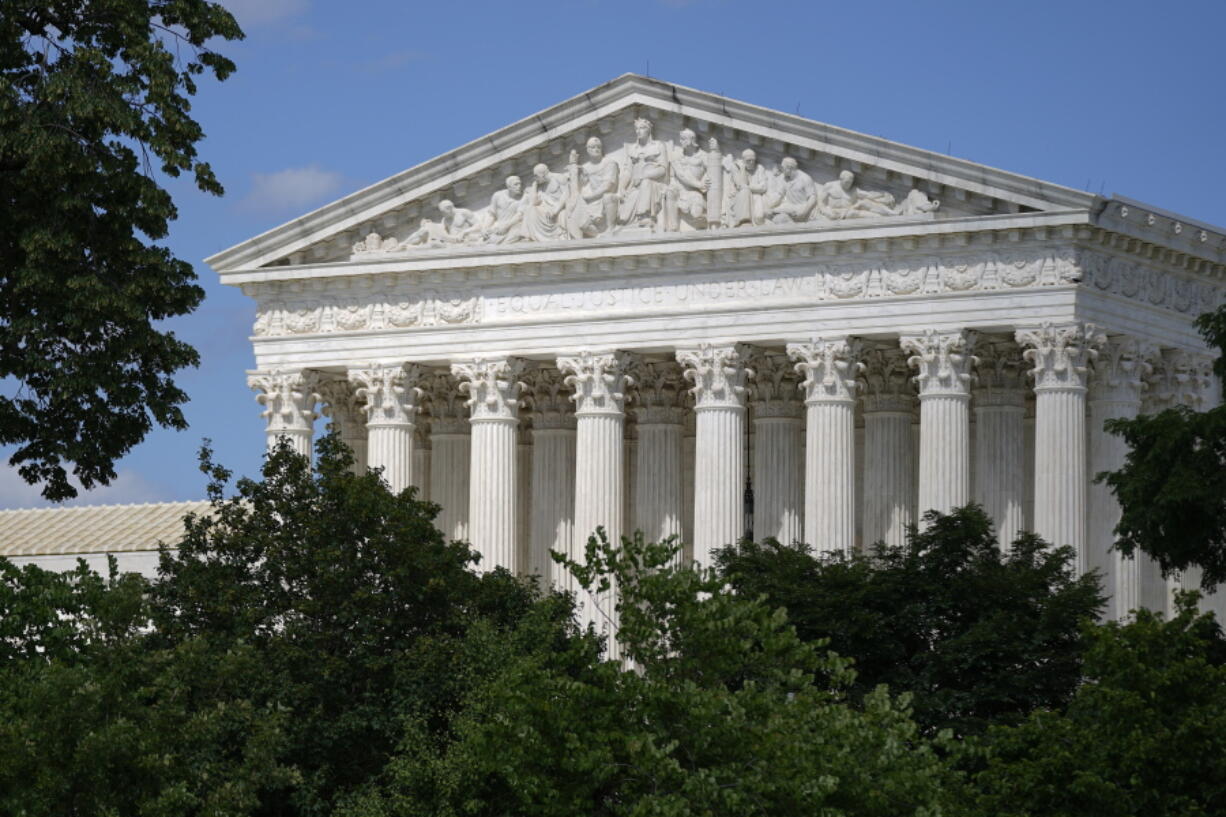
top-left (353, 118), bottom-right (941, 255)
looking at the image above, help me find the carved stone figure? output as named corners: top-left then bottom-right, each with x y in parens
top-left (483, 175), bottom-right (525, 245)
top-left (815, 170), bottom-right (897, 220)
top-left (765, 157), bottom-right (817, 224)
top-left (664, 128), bottom-right (711, 231)
top-left (569, 137), bottom-right (620, 238)
top-left (724, 148), bottom-right (769, 227)
top-left (896, 188), bottom-right (940, 216)
top-left (404, 200), bottom-right (482, 246)
top-left (521, 163), bottom-right (571, 243)
top-left (618, 118), bottom-right (670, 228)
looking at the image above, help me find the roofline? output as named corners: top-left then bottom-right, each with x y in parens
top-left (206, 74), bottom-right (1109, 274)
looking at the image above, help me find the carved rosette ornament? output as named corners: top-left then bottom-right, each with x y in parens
top-left (1015, 323), bottom-right (1105, 393)
top-left (248, 369), bottom-right (322, 443)
top-left (745, 350), bottom-right (804, 418)
top-left (451, 358), bottom-right (528, 421)
top-left (787, 338), bottom-right (864, 404)
top-left (900, 330), bottom-right (979, 397)
top-left (558, 351), bottom-right (640, 416)
top-left (677, 343), bottom-right (754, 410)
top-left (348, 364), bottom-right (426, 427)
top-left (859, 346), bottom-right (914, 413)
top-left (633, 361), bottom-right (686, 425)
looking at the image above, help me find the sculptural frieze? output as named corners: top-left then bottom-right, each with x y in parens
top-left (349, 117), bottom-right (944, 259)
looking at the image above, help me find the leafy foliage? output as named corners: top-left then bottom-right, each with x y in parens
top-left (0, 0), bottom-right (242, 499)
top-left (970, 595), bottom-right (1226, 817)
top-left (1102, 304), bottom-right (1226, 588)
top-left (716, 505), bottom-right (1105, 737)
top-left (342, 532), bottom-right (957, 817)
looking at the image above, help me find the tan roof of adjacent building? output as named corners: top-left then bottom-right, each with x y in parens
top-left (0, 501), bottom-right (212, 557)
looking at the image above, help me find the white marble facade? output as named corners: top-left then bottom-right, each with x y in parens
top-left (211, 76), bottom-right (1225, 623)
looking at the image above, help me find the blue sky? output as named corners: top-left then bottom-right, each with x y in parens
top-left (3, 0), bottom-right (1224, 508)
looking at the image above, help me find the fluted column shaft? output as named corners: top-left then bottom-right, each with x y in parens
top-left (249, 369), bottom-right (319, 459)
top-left (429, 424), bottom-right (469, 542)
top-left (530, 425), bottom-right (576, 585)
top-left (453, 358), bottom-right (526, 573)
top-left (559, 351), bottom-right (637, 657)
top-left (635, 412), bottom-right (685, 544)
top-left (517, 428), bottom-right (532, 573)
top-left (902, 330), bottom-right (976, 519)
top-left (789, 339), bottom-right (862, 555)
top-left (349, 365), bottom-right (425, 494)
top-left (863, 397), bottom-right (916, 548)
top-left (412, 431), bottom-right (430, 498)
top-left (678, 344), bottom-right (752, 564)
top-left (752, 413), bottom-right (804, 543)
top-left (1017, 324), bottom-right (1103, 566)
top-left (974, 393), bottom-right (1026, 548)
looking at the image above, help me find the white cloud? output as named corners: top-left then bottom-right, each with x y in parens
top-left (238, 164), bottom-right (345, 216)
top-left (222, 0), bottom-right (309, 27)
top-left (0, 466), bottom-right (173, 510)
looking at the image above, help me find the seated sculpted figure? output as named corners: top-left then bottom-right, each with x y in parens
top-left (618, 118), bottom-right (669, 229)
top-left (483, 175), bottom-right (526, 244)
top-left (724, 148), bottom-right (770, 227)
top-left (404, 200), bottom-right (482, 246)
top-left (815, 170), bottom-right (898, 220)
top-left (521, 162), bottom-right (571, 243)
top-left (568, 137), bottom-right (620, 238)
top-left (665, 128), bottom-right (711, 231)
top-left (765, 157), bottom-right (817, 224)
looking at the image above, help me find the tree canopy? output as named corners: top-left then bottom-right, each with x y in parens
top-left (0, 0), bottom-right (242, 500)
top-left (1102, 305), bottom-right (1226, 588)
top-left (716, 506), bottom-right (1105, 737)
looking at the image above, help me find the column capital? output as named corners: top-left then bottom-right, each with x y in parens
top-left (900, 329), bottom-right (978, 397)
top-left (745, 348), bottom-right (804, 417)
top-left (634, 361), bottom-right (686, 425)
top-left (677, 343), bottom-right (753, 411)
top-left (452, 357), bottom-right (527, 422)
top-left (1015, 322), bottom-right (1104, 393)
top-left (558, 350), bottom-right (639, 416)
top-left (860, 345), bottom-right (914, 414)
top-left (524, 367), bottom-right (577, 430)
top-left (1089, 336), bottom-right (1158, 407)
top-left (1146, 348), bottom-right (1216, 411)
top-left (788, 337), bottom-right (863, 405)
top-left (974, 339), bottom-right (1027, 408)
top-left (424, 372), bottom-right (470, 434)
top-left (318, 378), bottom-right (364, 430)
top-left (348, 364), bottom-right (426, 428)
top-left (248, 369), bottom-right (321, 432)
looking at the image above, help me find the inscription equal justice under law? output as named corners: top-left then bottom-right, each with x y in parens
top-left (351, 117), bottom-right (941, 257)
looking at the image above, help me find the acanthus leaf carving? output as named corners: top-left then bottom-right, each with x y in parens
top-left (451, 358), bottom-right (527, 421)
top-left (1089, 336), bottom-right (1158, 407)
top-left (788, 337), bottom-right (864, 404)
top-left (247, 369), bottom-right (321, 432)
top-left (676, 343), bottom-right (753, 410)
top-left (557, 351), bottom-right (639, 416)
top-left (900, 329), bottom-right (978, 396)
top-left (860, 345), bottom-right (914, 412)
top-left (348, 364), bottom-right (426, 427)
top-left (1015, 323), bottom-right (1104, 392)
top-left (744, 349), bottom-right (803, 417)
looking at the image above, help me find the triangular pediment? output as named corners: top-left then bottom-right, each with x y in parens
top-left (206, 75), bottom-right (1098, 274)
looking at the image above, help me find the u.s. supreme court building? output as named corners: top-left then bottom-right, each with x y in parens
top-left (4, 75), bottom-right (1223, 624)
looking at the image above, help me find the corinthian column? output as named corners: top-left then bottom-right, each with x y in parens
top-left (860, 345), bottom-right (916, 548)
top-left (558, 350), bottom-right (638, 653)
top-left (745, 350), bottom-right (804, 545)
top-left (452, 357), bottom-right (526, 573)
top-left (425, 373), bottom-right (470, 544)
top-left (248, 369), bottom-right (320, 458)
top-left (412, 427), bottom-right (430, 499)
top-left (348, 364), bottom-right (425, 495)
top-left (901, 330), bottom-right (977, 519)
top-left (788, 338), bottom-right (862, 554)
top-left (318, 378), bottom-right (367, 474)
top-left (677, 343), bottom-right (752, 564)
top-left (973, 340), bottom-right (1027, 549)
top-left (526, 367), bottom-right (577, 587)
top-left (1017, 322), bottom-right (1104, 567)
top-left (1089, 337), bottom-right (1155, 619)
top-left (633, 361), bottom-right (686, 546)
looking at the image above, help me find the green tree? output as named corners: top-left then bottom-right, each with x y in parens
top-left (970, 595), bottom-right (1226, 817)
top-left (342, 531), bottom-right (958, 817)
top-left (716, 506), bottom-right (1105, 737)
top-left (1102, 305), bottom-right (1226, 588)
top-left (0, 0), bottom-right (242, 500)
